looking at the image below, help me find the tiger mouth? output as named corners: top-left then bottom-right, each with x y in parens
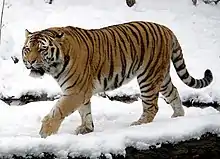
top-left (29, 68), bottom-right (45, 77)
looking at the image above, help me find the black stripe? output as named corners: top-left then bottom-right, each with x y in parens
top-left (142, 100), bottom-right (151, 105)
top-left (127, 61), bottom-right (135, 79)
top-left (104, 78), bottom-right (108, 90)
top-left (117, 29), bottom-right (127, 87)
top-left (140, 82), bottom-right (152, 91)
top-left (168, 96), bottom-right (178, 105)
top-left (95, 31), bottom-right (102, 71)
top-left (136, 22), bottom-right (157, 80)
top-left (131, 57), bottom-right (140, 75)
top-left (96, 30), bottom-right (107, 83)
top-left (138, 49), bottom-right (161, 86)
top-left (126, 33), bottom-right (137, 78)
top-left (143, 95), bottom-right (158, 102)
top-left (132, 26), bottom-right (148, 73)
top-left (126, 23), bottom-right (140, 45)
top-left (76, 29), bottom-right (90, 53)
top-left (83, 30), bottom-right (96, 64)
top-left (84, 100), bottom-right (90, 105)
top-left (60, 66), bottom-right (76, 88)
top-left (136, 22), bottom-right (151, 49)
top-left (164, 84), bottom-right (174, 98)
top-left (200, 79), bottom-right (204, 88)
top-left (114, 74), bottom-right (119, 88)
top-left (113, 28), bottom-right (127, 51)
top-left (141, 93), bottom-right (155, 99)
top-left (129, 33), bottom-right (136, 61)
top-left (97, 63), bottom-right (104, 83)
top-left (70, 29), bottom-right (82, 45)
top-left (113, 28), bottom-right (127, 78)
top-left (194, 80), bottom-right (202, 88)
top-left (117, 26), bottom-right (130, 53)
top-left (160, 77), bottom-right (171, 92)
top-left (78, 66), bottom-right (90, 93)
top-left (173, 53), bottom-right (183, 64)
top-left (147, 22), bottom-right (159, 42)
top-left (179, 71), bottom-right (189, 80)
top-left (119, 42), bottom-right (126, 77)
top-left (188, 78), bottom-right (195, 87)
top-left (138, 22), bottom-right (155, 46)
top-left (64, 75), bottom-right (80, 91)
top-left (176, 63), bottom-right (186, 72)
top-left (54, 55), bottom-right (70, 79)
top-left (55, 48), bottom-right (59, 60)
top-left (51, 47), bottom-right (55, 54)
top-left (83, 30), bottom-right (95, 46)
top-left (137, 51), bottom-right (153, 81)
top-left (107, 29), bottom-right (115, 81)
top-left (173, 46), bottom-right (181, 53)
top-left (203, 78), bottom-right (209, 86)
top-left (138, 61), bottom-right (162, 88)
top-left (74, 31), bottom-right (92, 93)
top-left (126, 25), bottom-right (141, 75)
top-left (138, 23), bottom-right (165, 85)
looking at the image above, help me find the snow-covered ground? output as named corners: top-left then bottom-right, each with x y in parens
top-left (0, 96), bottom-right (219, 158)
top-left (0, 0), bottom-right (220, 158)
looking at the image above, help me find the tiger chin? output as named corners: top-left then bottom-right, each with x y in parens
top-left (22, 21), bottom-right (213, 138)
top-left (29, 68), bottom-right (45, 78)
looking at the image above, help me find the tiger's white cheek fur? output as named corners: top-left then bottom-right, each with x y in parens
top-left (42, 60), bottom-right (61, 76)
top-left (48, 66), bottom-right (58, 75)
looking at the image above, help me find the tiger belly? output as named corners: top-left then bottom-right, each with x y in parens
top-left (92, 73), bottom-right (137, 95)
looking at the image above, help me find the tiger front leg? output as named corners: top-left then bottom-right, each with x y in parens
top-left (39, 95), bottom-right (85, 138)
top-left (75, 101), bottom-right (94, 135)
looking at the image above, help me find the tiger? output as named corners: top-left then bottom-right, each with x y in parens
top-left (22, 21), bottom-right (213, 138)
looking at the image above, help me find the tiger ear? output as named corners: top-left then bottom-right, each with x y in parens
top-left (25, 29), bottom-right (32, 38)
top-left (56, 30), bottom-right (64, 39)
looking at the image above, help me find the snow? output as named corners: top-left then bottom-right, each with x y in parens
top-left (0, 96), bottom-right (219, 158)
top-left (0, 0), bottom-right (220, 157)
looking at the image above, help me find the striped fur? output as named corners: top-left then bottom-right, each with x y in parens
top-left (22, 21), bottom-right (213, 138)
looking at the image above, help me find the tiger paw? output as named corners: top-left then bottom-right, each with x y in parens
top-left (130, 121), bottom-right (142, 126)
top-left (39, 115), bottom-right (62, 138)
top-left (171, 112), bottom-right (185, 118)
top-left (75, 124), bottom-right (94, 135)
top-left (130, 119), bottom-right (150, 126)
top-left (171, 108), bottom-right (185, 118)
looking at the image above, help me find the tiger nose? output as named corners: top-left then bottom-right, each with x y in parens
top-left (29, 59), bottom-right (36, 65)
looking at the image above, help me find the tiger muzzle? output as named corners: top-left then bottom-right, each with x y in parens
top-left (30, 68), bottom-right (45, 76)
top-left (28, 66), bottom-right (45, 77)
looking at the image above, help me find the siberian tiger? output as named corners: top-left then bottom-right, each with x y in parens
top-left (22, 21), bottom-right (213, 138)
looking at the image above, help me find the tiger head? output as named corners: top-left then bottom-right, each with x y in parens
top-left (22, 28), bottom-right (68, 78)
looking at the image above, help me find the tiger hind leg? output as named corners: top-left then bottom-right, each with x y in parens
top-left (75, 101), bottom-right (94, 135)
top-left (131, 73), bottom-right (164, 126)
top-left (160, 72), bottom-right (185, 118)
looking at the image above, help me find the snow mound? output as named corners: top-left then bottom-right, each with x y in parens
top-left (0, 96), bottom-right (219, 158)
